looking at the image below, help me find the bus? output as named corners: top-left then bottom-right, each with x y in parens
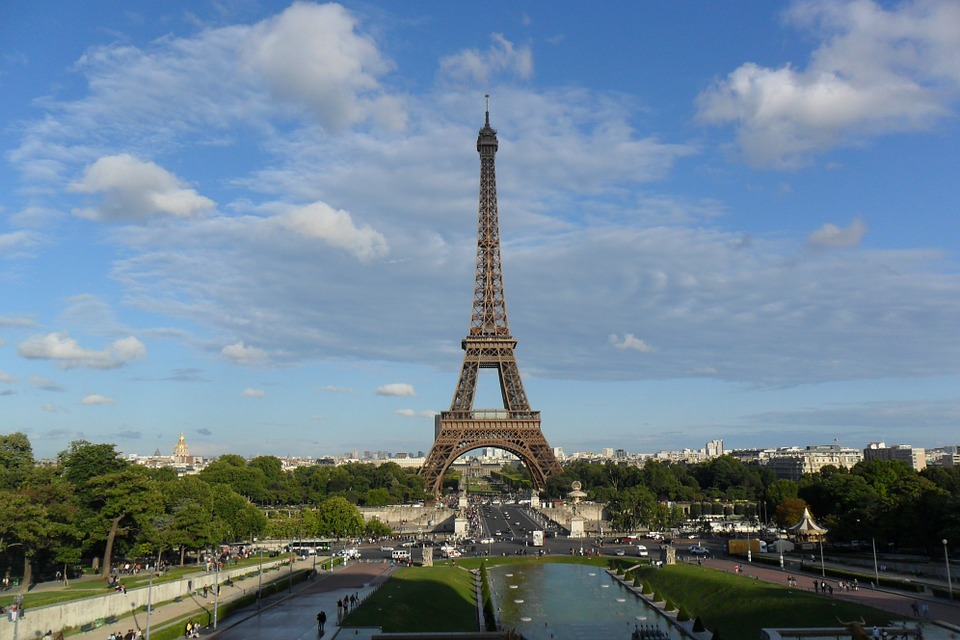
top-left (287, 539), bottom-right (333, 556)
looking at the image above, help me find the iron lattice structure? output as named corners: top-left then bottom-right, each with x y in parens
top-left (420, 105), bottom-right (562, 497)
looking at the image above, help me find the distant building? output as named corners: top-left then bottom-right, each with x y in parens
top-left (173, 432), bottom-right (191, 464)
top-left (863, 442), bottom-right (926, 471)
top-left (763, 444), bottom-right (863, 481)
top-left (705, 439), bottom-right (724, 457)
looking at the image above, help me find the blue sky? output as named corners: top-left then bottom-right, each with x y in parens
top-left (2, 1), bottom-right (959, 460)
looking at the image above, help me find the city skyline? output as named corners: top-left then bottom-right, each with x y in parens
top-left (2, 1), bottom-right (960, 460)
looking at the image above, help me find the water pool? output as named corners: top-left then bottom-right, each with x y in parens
top-left (489, 563), bottom-right (685, 640)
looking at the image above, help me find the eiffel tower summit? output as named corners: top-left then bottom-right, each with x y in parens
top-left (420, 99), bottom-right (562, 498)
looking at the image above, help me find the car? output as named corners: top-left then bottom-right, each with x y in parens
top-left (380, 545), bottom-right (394, 552)
top-left (480, 538), bottom-right (495, 545)
top-left (615, 549), bottom-right (625, 556)
top-left (399, 541), bottom-right (415, 548)
top-left (688, 546), bottom-right (710, 556)
top-left (636, 545), bottom-right (649, 557)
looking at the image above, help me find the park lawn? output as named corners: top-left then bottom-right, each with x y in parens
top-left (632, 563), bottom-right (898, 639)
top-left (342, 566), bottom-right (478, 633)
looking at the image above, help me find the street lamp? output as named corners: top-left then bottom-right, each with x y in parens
top-left (213, 553), bottom-right (220, 630)
top-left (257, 544), bottom-right (263, 609)
top-left (818, 537), bottom-right (826, 578)
top-left (11, 594), bottom-right (23, 640)
top-left (944, 539), bottom-right (953, 601)
top-left (144, 572), bottom-right (154, 640)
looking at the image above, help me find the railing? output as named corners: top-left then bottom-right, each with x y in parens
top-left (440, 410), bottom-right (540, 421)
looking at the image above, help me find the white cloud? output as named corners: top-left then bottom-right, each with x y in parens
top-left (0, 230), bottom-right (42, 258)
top-left (377, 383), bottom-right (416, 397)
top-left (69, 154), bottom-right (215, 220)
top-left (0, 370), bottom-right (15, 383)
top-left (29, 376), bottom-right (65, 392)
top-left (0, 315), bottom-right (36, 328)
top-left (395, 408), bottom-right (416, 417)
top-left (221, 341), bottom-right (268, 366)
top-left (81, 394), bottom-right (114, 405)
top-left (440, 34), bottom-right (534, 84)
top-left (274, 202), bottom-right (388, 262)
top-left (42, 404), bottom-right (67, 414)
top-left (808, 218), bottom-right (867, 248)
top-left (241, 388), bottom-right (266, 398)
top-left (18, 333), bottom-right (146, 369)
top-left (696, 0), bottom-right (960, 167)
top-left (609, 333), bottom-right (655, 353)
top-left (321, 385), bottom-right (354, 394)
top-left (244, 2), bottom-right (398, 132)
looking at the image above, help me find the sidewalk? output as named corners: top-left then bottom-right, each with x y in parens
top-left (205, 561), bottom-right (396, 640)
top-left (703, 555), bottom-right (960, 637)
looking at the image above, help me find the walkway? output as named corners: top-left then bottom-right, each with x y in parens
top-left (701, 555), bottom-right (960, 638)
top-left (205, 561), bottom-right (395, 640)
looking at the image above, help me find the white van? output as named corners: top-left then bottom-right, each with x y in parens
top-left (392, 549), bottom-right (411, 561)
top-left (636, 545), bottom-right (649, 557)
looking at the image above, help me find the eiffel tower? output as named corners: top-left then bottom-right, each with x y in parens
top-left (420, 100), bottom-right (562, 497)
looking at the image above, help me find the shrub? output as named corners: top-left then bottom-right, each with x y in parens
top-left (664, 598), bottom-right (676, 612)
top-left (642, 582), bottom-right (653, 595)
top-left (711, 629), bottom-right (722, 640)
top-left (692, 616), bottom-right (706, 632)
top-left (633, 576), bottom-right (642, 588)
top-left (652, 589), bottom-right (663, 603)
top-left (676, 605), bottom-right (690, 622)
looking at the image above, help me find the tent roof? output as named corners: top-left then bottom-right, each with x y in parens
top-left (787, 507), bottom-right (828, 533)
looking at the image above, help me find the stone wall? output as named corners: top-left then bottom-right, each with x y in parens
top-left (1, 559), bottom-right (288, 640)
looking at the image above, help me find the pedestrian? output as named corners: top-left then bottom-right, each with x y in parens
top-left (317, 610), bottom-right (327, 632)
top-left (911, 601), bottom-right (920, 617)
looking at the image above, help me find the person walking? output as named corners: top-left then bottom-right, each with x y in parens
top-left (317, 610), bottom-right (327, 633)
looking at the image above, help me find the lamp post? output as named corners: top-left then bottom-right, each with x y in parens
top-left (944, 539), bottom-right (953, 602)
top-left (872, 538), bottom-right (880, 588)
top-left (213, 553), bottom-right (220, 630)
top-left (257, 544), bottom-right (263, 609)
top-left (818, 537), bottom-right (826, 578)
top-left (11, 594), bottom-right (23, 640)
top-left (144, 572), bottom-right (154, 639)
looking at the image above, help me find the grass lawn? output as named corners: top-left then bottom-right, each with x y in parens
top-left (341, 566), bottom-right (478, 633)
top-left (630, 562), bottom-right (898, 639)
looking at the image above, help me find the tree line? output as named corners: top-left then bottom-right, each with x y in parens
top-left (541, 455), bottom-right (960, 557)
top-left (0, 433), bottom-right (407, 587)
top-left (3, 431), bottom-right (958, 587)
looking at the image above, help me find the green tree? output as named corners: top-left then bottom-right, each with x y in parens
top-left (160, 476), bottom-right (223, 565)
top-left (85, 467), bottom-right (164, 577)
top-left (773, 496), bottom-right (808, 528)
top-left (315, 496), bottom-right (365, 538)
top-left (199, 455), bottom-right (269, 502)
top-left (0, 432), bottom-right (35, 490)
top-left (210, 484), bottom-right (267, 542)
